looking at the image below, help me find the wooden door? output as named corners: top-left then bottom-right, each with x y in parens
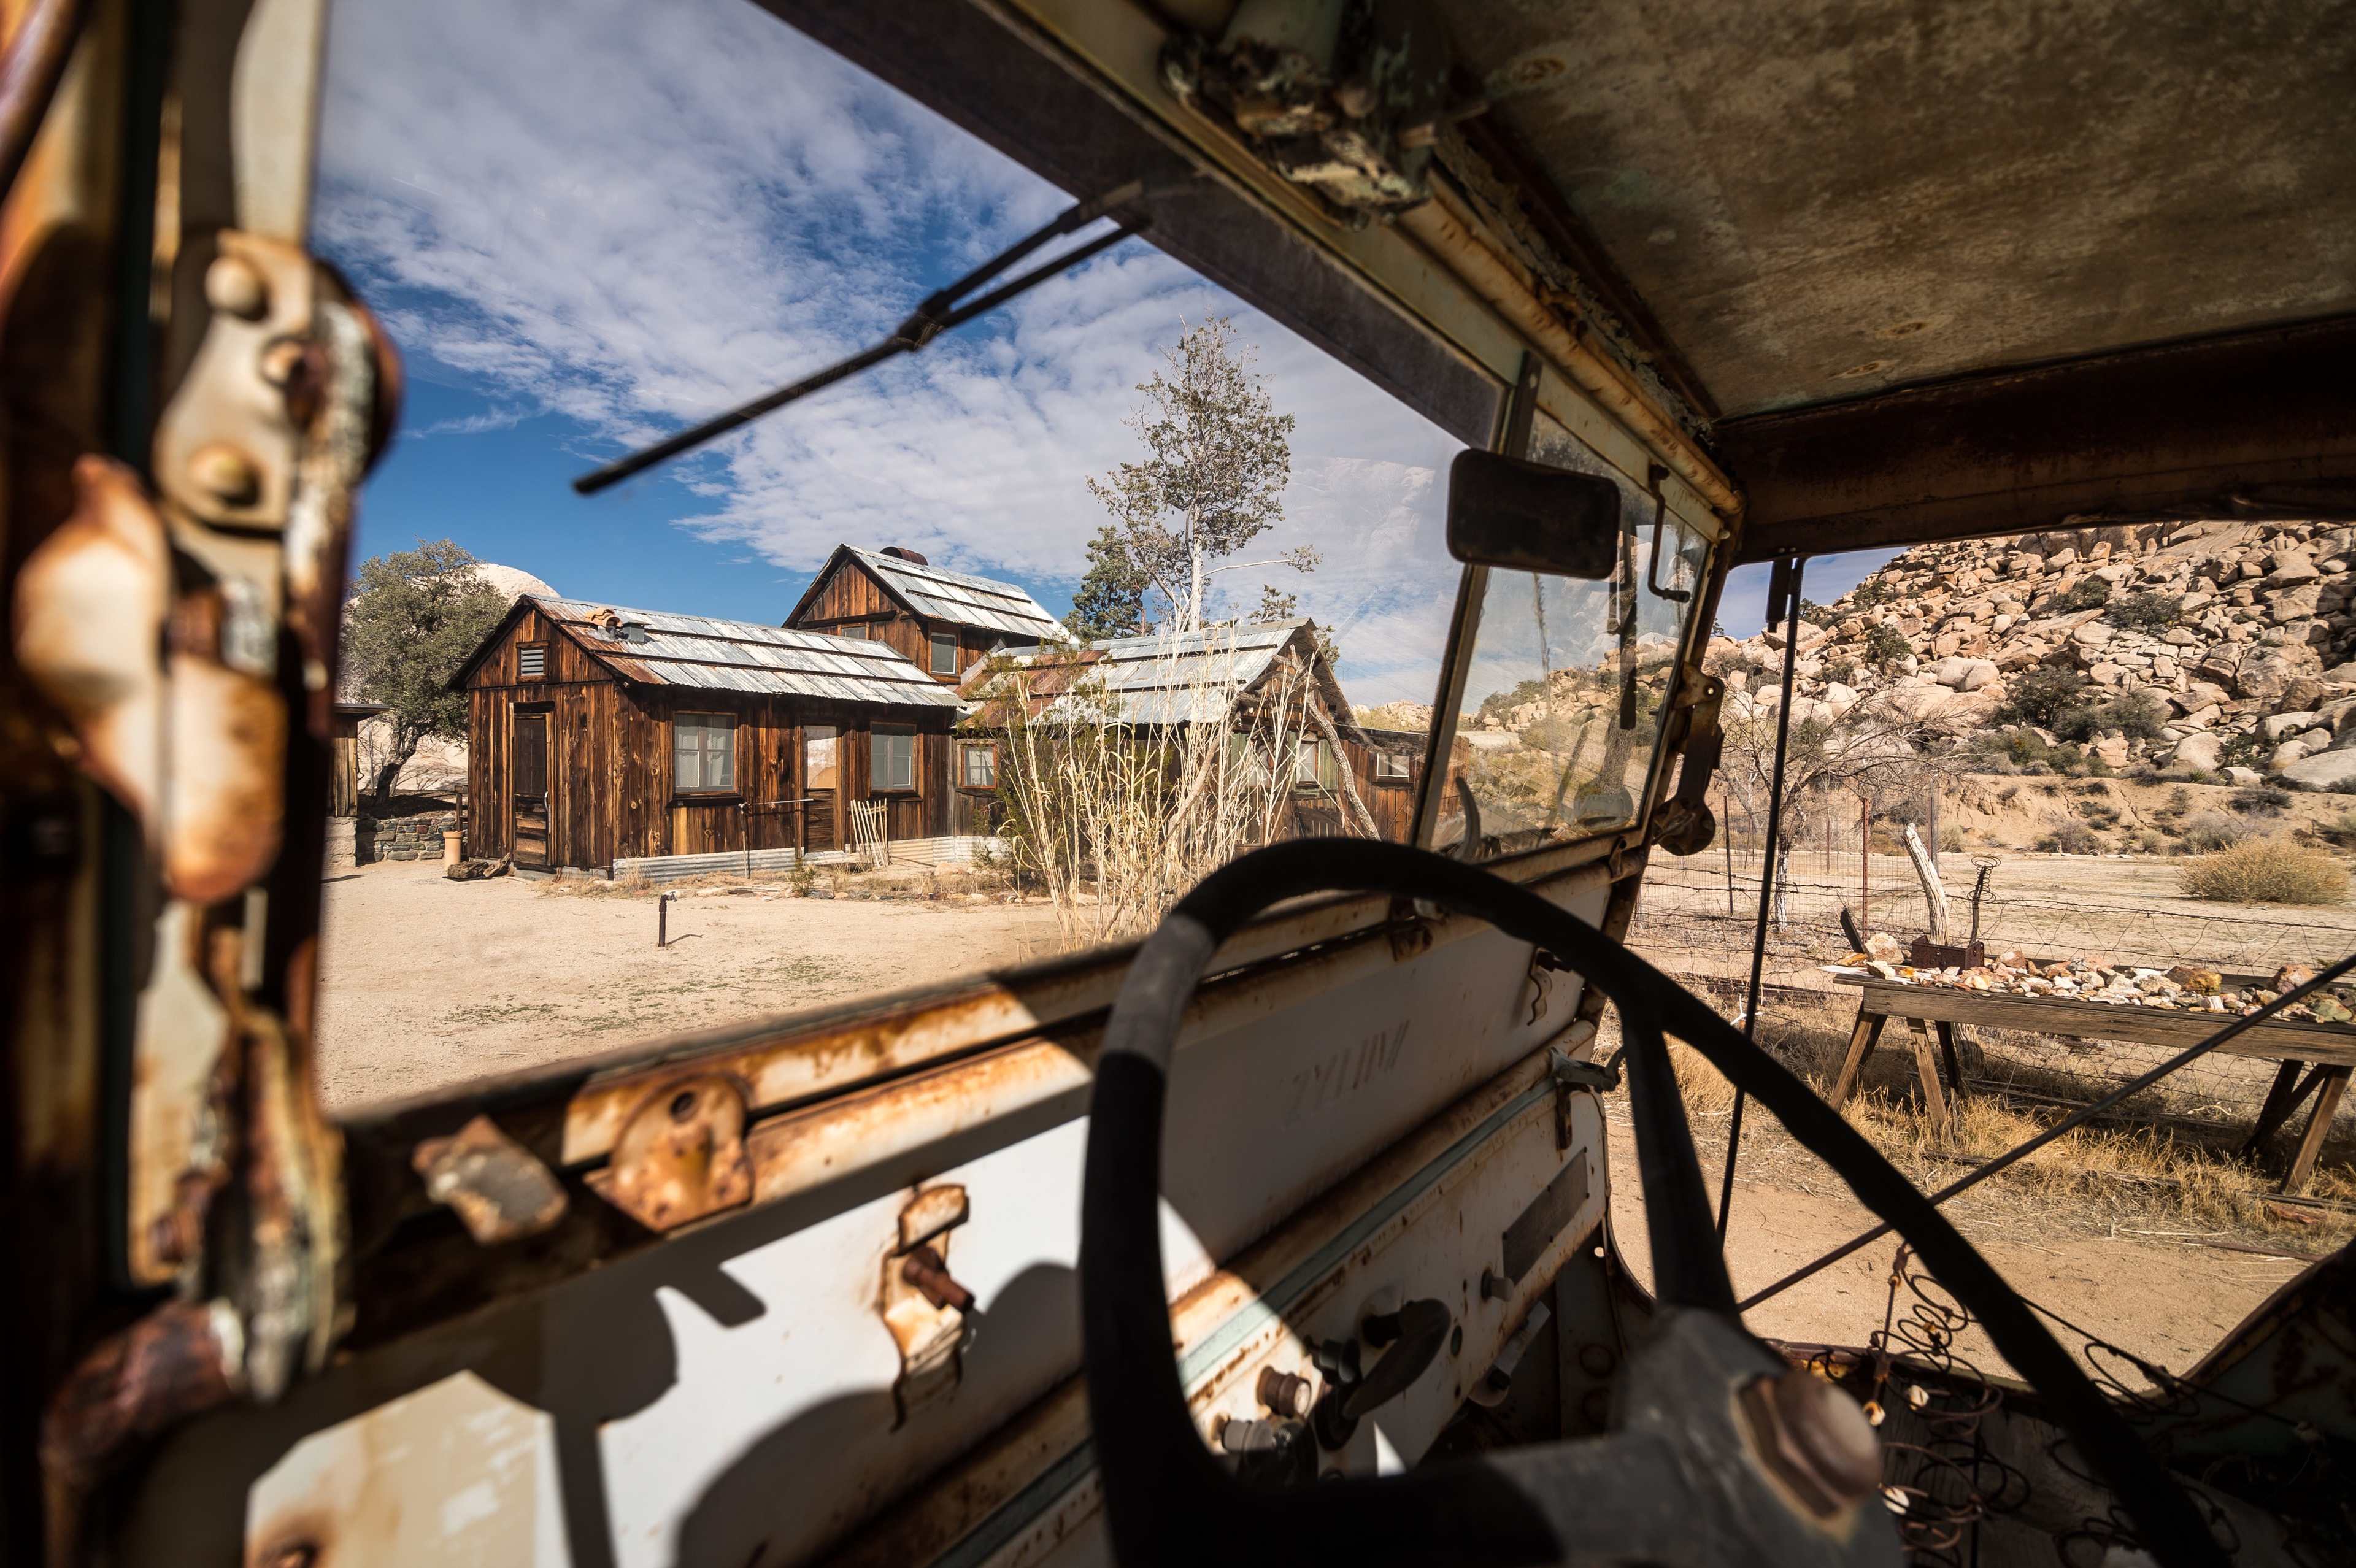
top-left (513, 711), bottom-right (550, 868)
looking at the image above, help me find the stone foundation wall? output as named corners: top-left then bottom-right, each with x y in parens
top-left (357, 812), bottom-right (460, 864)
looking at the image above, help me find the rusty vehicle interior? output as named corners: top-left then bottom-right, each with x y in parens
top-left (4, 1), bottom-right (2352, 1566)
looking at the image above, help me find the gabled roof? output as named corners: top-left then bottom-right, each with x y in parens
top-left (785, 546), bottom-right (1061, 642)
top-left (450, 595), bottom-right (961, 709)
top-left (960, 620), bottom-right (1372, 741)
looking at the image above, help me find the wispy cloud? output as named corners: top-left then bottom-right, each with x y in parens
top-left (315, 0), bottom-right (1466, 703)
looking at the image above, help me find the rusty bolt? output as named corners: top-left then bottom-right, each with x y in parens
top-left (258, 337), bottom-right (306, 386)
top-left (187, 443), bottom-right (261, 506)
top-left (205, 254), bottom-right (270, 320)
top-left (1741, 1368), bottom-right (1881, 1519)
top-left (901, 1243), bottom-right (974, 1312)
top-left (1257, 1366), bottom-right (1312, 1420)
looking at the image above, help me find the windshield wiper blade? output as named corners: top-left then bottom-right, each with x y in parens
top-left (573, 180), bottom-right (1149, 495)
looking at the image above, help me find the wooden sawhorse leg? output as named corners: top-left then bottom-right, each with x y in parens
top-left (1907, 1018), bottom-right (1952, 1136)
top-left (1831, 1008), bottom-right (1888, 1105)
top-left (2243, 1060), bottom-right (2314, 1156)
top-left (1933, 1021), bottom-right (1967, 1098)
top-left (2282, 1066), bottom-right (2351, 1196)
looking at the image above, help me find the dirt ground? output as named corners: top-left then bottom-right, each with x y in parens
top-left (315, 859), bottom-right (1065, 1110)
top-left (1602, 1106), bottom-right (2320, 1383)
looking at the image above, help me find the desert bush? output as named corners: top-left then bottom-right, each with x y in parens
top-left (1938, 823), bottom-right (1966, 851)
top-left (1862, 623), bottom-right (1911, 671)
top-left (1822, 657), bottom-right (1856, 686)
top-left (2056, 577), bottom-right (2114, 612)
top-left (2178, 838), bottom-right (2350, 904)
top-left (2178, 810), bottom-right (2244, 852)
top-left (2000, 667), bottom-right (2088, 728)
top-left (2228, 784), bottom-right (2294, 815)
top-left (2108, 591), bottom-right (2183, 631)
top-left (2052, 689), bottom-right (2165, 743)
top-left (2217, 732), bottom-right (2270, 772)
top-left (2037, 821), bottom-right (2103, 854)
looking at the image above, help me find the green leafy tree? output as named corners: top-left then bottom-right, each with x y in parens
top-left (341, 539), bottom-right (509, 800)
top-left (1086, 316), bottom-right (1308, 633)
top-left (1066, 525), bottom-right (1150, 640)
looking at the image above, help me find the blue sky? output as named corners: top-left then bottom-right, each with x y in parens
top-left (313, 0), bottom-right (1466, 704)
top-left (314, 0), bottom-right (1895, 704)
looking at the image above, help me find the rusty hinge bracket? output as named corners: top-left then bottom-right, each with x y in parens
top-left (585, 1074), bottom-right (754, 1231)
top-left (882, 1185), bottom-right (974, 1423)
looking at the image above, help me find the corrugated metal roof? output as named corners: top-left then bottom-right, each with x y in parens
top-left (531, 596), bottom-right (960, 709)
top-left (848, 549), bottom-right (1061, 640)
top-left (974, 621), bottom-right (1330, 727)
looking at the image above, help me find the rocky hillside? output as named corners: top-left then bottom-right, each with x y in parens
top-left (1709, 519), bottom-right (2356, 788)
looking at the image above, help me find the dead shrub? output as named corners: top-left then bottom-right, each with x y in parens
top-left (2177, 837), bottom-right (2350, 904)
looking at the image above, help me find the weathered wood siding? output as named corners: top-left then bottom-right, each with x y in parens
top-left (790, 558), bottom-right (1009, 682)
top-left (465, 608), bottom-right (956, 871)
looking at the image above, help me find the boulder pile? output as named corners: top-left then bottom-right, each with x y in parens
top-left (1707, 520), bottom-right (2356, 787)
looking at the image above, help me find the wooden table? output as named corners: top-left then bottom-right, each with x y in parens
top-left (1828, 973), bottom-right (2356, 1195)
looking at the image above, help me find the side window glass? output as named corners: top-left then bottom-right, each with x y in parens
top-left (930, 632), bottom-right (958, 675)
top-left (1453, 410), bottom-right (1709, 850)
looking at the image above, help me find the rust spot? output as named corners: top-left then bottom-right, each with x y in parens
top-left (11, 454), bottom-right (169, 829)
top-left (1834, 359), bottom-right (1891, 379)
top-left (412, 1113), bottom-right (569, 1245)
top-left (585, 1073), bottom-right (752, 1231)
top-left (40, 1298), bottom-right (241, 1494)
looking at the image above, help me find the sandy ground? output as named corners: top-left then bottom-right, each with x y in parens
top-left (315, 860), bottom-right (1066, 1110)
top-left (1602, 1110), bottom-right (2317, 1381)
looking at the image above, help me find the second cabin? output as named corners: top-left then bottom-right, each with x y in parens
top-left (450, 596), bottom-right (993, 875)
top-left (784, 544), bottom-right (1063, 681)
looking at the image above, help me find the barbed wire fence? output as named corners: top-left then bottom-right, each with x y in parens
top-left (1630, 848), bottom-right (2356, 1161)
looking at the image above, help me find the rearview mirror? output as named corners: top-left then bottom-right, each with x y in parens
top-left (1445, 450), bottom-right (1622, 579)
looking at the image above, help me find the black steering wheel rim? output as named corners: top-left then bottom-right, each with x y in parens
top-left (1080, 838), bottom-right (2225, 1568)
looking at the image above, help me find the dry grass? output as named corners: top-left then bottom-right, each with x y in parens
top-left (981, 632), bottom-right (1333, 945)
top-left (2177, 837), bottom-right (2350, 904)
top-left (1606, 1000), bottom-right (2356, 1258)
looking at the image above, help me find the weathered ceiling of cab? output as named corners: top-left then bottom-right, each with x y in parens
top-left (1447, 1), bottom-right (2356, 418)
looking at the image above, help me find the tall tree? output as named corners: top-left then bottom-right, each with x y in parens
top-left (1066, 525), bottom-right (1150, 640)
top-left (341, 539), bottom-right (510, 800)
top-left (1087, 316), bottom-right (1307, 634)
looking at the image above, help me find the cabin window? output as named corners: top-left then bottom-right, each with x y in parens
top-left (836, 623), bottom-right (866, 640)
top-left (929, 631), bottom-right (958, 675)
top-left (959, 741), bottom-right (996, 788)
top-left (674, 713), bottom-right (736, 792)
top-left (518, 644), bottom-right (546, 680)
top-left (805, 726), bottom-right (838, 790)
top-left (872, 724), bottom-right (917, 790)
top-left (1293, 736), bottom-right (1336, 791)
top-left (1374, 752), bottom-right (1413, 782)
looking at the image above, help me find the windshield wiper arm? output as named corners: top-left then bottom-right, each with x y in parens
top-left (573, 180), bottom-right (1149, 495)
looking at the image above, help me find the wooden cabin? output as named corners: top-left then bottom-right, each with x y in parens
top-left (783, 545), bottom-right (1062, 683)
top-left (449, 596), bottom-right (966, 875)
top-left (957, 620), bottom-right (1423, 842)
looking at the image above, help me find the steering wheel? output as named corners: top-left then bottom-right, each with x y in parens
top-left (1080, 840), bottom-right (2226, 1568)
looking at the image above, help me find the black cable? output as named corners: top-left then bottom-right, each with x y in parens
top-left (1736, 948), bottom-right (2356, 1313)
top-left (572, 183), bottom-right (1149, 494)
top-left (1719, 555), bottom-right (1806, 1241)
top-left (1083, 840), bottom-right (2230, 1568)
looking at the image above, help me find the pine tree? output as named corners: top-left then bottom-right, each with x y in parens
top-left (1066, 526), bottom-right (1150, 640)
top-left (1085, 316), bottom-right (1309, 633)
